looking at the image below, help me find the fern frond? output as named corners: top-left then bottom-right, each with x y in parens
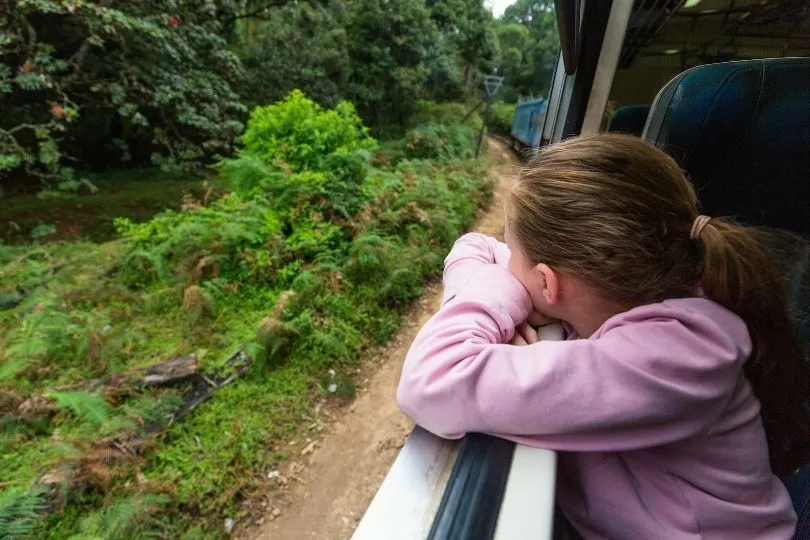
top-left (0, 486), bottom-right (47, 539)
top-left (124, 394), bottom-right (183, 427)
top-left (49, 390), bottom-right (111, 429)
top-left (0, 357), bottom-right (31, 382)
top-left (71, 494), bottom-right (169, 539)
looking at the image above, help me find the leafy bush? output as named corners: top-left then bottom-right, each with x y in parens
top-left (487, 102), bottom-right (516, 135)
top-left (115, 193), bottom-right (280, 286)
top-left (239, 90), bottom-right (376, 174)
top-left (224, 91), bottom-right (377, 222)
top-left (403, 123), bottom-right (476, 160)
top-left (412, 100), bottom-right (483, 132)
top-left (116, 91), bottom-right (383, 288)
top-left (413, 101), bottom-right (468, 125)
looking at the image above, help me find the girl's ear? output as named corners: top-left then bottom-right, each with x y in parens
top-left (536, 263), bottom-right (560, 305)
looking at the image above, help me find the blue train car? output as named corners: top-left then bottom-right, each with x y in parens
top-left (510, 98), bottom-right (547, 150)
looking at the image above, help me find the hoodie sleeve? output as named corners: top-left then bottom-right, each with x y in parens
top-left (397, 244), bottom-right (751, 451)
top-left (440, 233), bottom-right (512, 305)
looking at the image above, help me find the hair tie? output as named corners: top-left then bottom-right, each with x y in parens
top-left (690, 215), bottom-right (712, 239)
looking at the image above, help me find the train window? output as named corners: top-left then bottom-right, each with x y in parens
top-left (556, 0), bottom-right (583, 74)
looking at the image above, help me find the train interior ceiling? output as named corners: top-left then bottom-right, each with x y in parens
top-left (605, 0), bottom-right (810, 128)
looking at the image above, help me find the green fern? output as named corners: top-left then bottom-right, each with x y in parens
top-left (124, 393), bottom-right (184, 427)
top-left (0, 312), bottom-right (52, 374)
top-left (0, 486), bottom-right (47, 539)
top-left (68, 494), bottom-right (169, 539)
top-left (0, 357), bottom-right (32, 382)
top-left (118, 248), bottom-right (170, 287)
top-left (49, 391), bottom-right (111, 430)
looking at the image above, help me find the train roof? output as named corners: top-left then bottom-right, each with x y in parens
top-left (622, 0), bottom-right (810, 69)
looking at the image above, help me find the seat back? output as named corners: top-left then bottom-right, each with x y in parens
top-left (643, 57), bottom-right (810, 354)
top-left (607, 104), bottom-right (650, 136)
top-left (643, 57), bottom-right (810, 236)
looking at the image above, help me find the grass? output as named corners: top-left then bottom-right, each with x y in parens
top-left (0, 96), bottom-right (492, 538)
top-left (2, 169), bottom-right (221, 244)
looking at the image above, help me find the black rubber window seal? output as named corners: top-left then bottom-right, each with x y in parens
top-left (427, 433), bottom-right (516, 540)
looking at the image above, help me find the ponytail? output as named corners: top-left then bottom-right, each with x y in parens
top-left (699, 219), bottom-right (810, 475)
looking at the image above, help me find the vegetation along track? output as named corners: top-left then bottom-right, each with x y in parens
top-left (238, 137), bottom-right (519, 540)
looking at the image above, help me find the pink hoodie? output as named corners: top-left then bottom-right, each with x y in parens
top-left (397, 233), bottom-right (796, 539)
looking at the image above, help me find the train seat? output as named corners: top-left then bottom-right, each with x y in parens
top-left (606, 104), bottom-right (650, 136)
top-left (643, 57), bottom-right (810, 236)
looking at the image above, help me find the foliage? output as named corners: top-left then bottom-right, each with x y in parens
top-left (0, 487), bottom-right (48, 539)
top-left (0, 91), bottom-right (495, 536)
top-left (234, 0), bottom-right (502, 135)
top-left (50, 391), bottom-right (113, 431)
top-left (66, 494), bottom-right (171, 540)
top-left (239, 90), bottom-right (376, 175)
top-left (237, 1), bottom-right (351, 109)
top-left (115, 91), bottom-right (378, 287)
top-left (424, 0), bottom-right (500, 101)
top-left (486, 101), bottom-right (516, 135)
top-left (412, 100), bottom-right (482, 132)
top-left (2, 0), bottom-right (560, 196)
top-left (495, 0), bottom-right (559, 102)
top-left (115, 192), bottom-right (279, 286)
top-left (1, 0), bottom-right (246, 190)
top-left (404, 124), bottom-right (476, 161)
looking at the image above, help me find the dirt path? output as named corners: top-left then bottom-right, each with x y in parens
top-left (238, 137), bottom-right (518, 540)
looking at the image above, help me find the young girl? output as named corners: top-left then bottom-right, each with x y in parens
top-left (397, 134), bottom-right (810, 539)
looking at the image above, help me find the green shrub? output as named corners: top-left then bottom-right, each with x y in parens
top-left (0, 487), bottom-right (48, 539)
top-left (239, 90), bottom-right (376, 175)
top-left (487, 102), bottom-right (516, 135)
top-left (412, 100), bottom-right (484, 132)
top-left (413, 100), bottom-right (468, 125)
top-left (403, 123), bottom-right (476, 160)
top-left (115, 193), bottom-right (280, 287)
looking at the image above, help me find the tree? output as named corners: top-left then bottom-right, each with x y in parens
top-left (0, 0), bottom-right (246, 192)
top-left (1, 0), bottom-right (514, 191)
top-left (496, 0), bottom-right (559, 102)
top-left (427, 0), bottom-right (500, 99)
top-left (502, 0), bottom-right (555, 26)
top-left (344, 0), bottom-right (440, 135)
top-left (237, 1), bottom-right (351, 109)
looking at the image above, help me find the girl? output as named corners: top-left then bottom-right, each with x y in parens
top-left (397, 134), bottom-right (810, 539)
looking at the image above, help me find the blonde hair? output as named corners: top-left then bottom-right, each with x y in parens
top-left (508, 133), bottom-right (810, 475)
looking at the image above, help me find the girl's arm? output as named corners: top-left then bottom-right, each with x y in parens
top-left (397, 236), bottom-right (751, 452)
top-left (440, 233), bottom-right (511, 305)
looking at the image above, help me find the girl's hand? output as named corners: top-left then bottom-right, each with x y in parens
top-left (527, 310), bottom-right (557, 327)
top-left (509, 313), bottom-right (563, 346)
top-left (510, 322), bottom-right (540, 346)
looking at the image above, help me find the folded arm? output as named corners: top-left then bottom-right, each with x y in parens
top-left (397, 235), bottom-right (748, 451)
top-left (441, 233), bottom-right (511, 305)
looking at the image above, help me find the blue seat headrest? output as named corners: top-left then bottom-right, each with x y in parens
top-left (607, 105), bottom-right (650, 136)
top-left (643, 58), bottom-right (810, 236)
